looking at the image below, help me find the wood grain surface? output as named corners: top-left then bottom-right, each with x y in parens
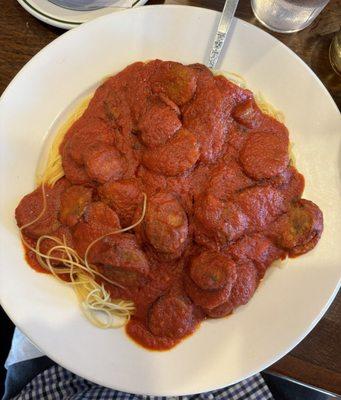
top-left (0, 0), bottom-right (340, 394)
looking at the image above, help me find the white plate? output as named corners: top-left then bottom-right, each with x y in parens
top-left (17, 0), bottom-right (147, 30)
top-left (0, 5), bottom-right (340, 396)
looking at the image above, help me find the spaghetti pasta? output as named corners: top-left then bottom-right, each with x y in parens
top-left (19, 183), bottom-right (147, 329)
top-left (40, 71), bottom-right (285, 190)
top-left (20, 66), bottom-right (286, 331)
top-left (15, 60), bottom-right (323, 351)
top-left (217, 70), bottom-right (285, 123)
top-left (36, 96), bottom-right (92, 187)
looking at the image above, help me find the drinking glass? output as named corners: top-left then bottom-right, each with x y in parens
top-left (251, 0), bottom-right (330, 33)
top-left (329, 29), bottom-right (341, 76)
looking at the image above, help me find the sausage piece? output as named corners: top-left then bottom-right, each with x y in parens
top-left (98, 179), bottom-right (142, 227)
top-left (232, 99), bottom-right (262, 129)
top-left (65, 120), bottom-right (113, 165)
top-left (72, 201), bottom-right (121, 258)
top-left (142, 192), bottom-right (188, 258)
top-left (62, 151), bottom-right (91, 185)
top-left (189, 251), bottom-right (237, 290)
top-left (184, 273), bottom-right (236, 310)
top-left (92, 234), bottom-right (149, 287)
top-left (271, 166), bottom-right (305, 204)
top-left (215, 75), bottom-right (253, 113)
top-left (59, 185), bottom-right (93, 227)
top-left (84, 144), bottom-right (126, 184)
top-left (15, 179), bottom-right (69, 239)
top-left (229, 261), bottom-right (259, 307)
top-left (207, 160), bottom-right (254, 200)
top-left (138, 100), bottom-right (181, 148)
top-left (204, 301), bottom-right (234, 318)
top-left (275, 199), bottom-right (323, 257)
top-left (148, 295), bottom-right (194, 339)
top-left (228, 233), bottom-right (285, 278)
top-left (142, 128), bottom-right (199, 176)
top-left (194, 193), bottom-right (249, 248)
top-left (183, 70), bottom-right (226, 163)
top-left (236, 186), bottom-right (286, 230)
top-left (151, 61), bottom-right (197, 106)
top-left (205, 261), bottom-right (258, 318)
top-left (240, 131), bottom-right (289, 180)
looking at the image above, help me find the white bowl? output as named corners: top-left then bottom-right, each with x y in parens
top-left (0, 5), bottom-right (340, 396)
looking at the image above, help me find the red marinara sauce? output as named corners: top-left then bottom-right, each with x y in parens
top-left (15, 61), bottom-right (323, 351)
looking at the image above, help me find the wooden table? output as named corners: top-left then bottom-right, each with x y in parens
top-left (1, 0), bottom-right (340, 394)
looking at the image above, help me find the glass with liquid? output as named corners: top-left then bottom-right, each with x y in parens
top-left (251, 0), bottom-right (330, 33)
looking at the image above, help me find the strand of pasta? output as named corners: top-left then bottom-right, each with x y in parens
top-left (19, 183), bottom-right (147, 328)
top-left (21, 69), bottom-right (284, 329)
top-left (36, 95), bottom-right (92, 187)
top-left (39, 71), bottom-right (284, 191)
top-left (84, 193), bottom-right (147, 272)
top-left (217, 70), bottom-right (285, 123)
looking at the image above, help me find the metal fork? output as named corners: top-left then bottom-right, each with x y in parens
top-left (207, 0), bottom-right (240, 69)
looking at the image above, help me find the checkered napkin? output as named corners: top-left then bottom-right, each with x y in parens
top-left (11, 364), bottom-right (273, 400)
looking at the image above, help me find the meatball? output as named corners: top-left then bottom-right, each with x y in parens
top-left (148, 295), bottom-right (194, 339)
top-left (138, 100), bottom-right (181, 148)
top-left (98, 179), bottom-right (142, 227)
top-left (72, 201), bottom-right (121, 258)
top-left (240, 131), bottom-right (289, 180)
top-left (84, 144), bottom-right (126, 184)
top-left (15, 179), bottom-right (69, 239)
top-left (232, 99), bottom-right (262, 129)
top-left (189, 251), bottom-right (237, 290)
top-left (59, 185), bottom-right (93, 227)
top-left (142, 192), bottom-right (188, 258)
top-left (93, 234), bottom-right (149, 287)
top-left (275, 199), bottom-right (323, 257)
top-left (151, 61), bottom-right (197, 106)
top-left (142, 128), bottom-right (199, 176)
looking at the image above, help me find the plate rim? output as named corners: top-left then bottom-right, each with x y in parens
top-left (1, 5), bottom-right (340, 396)
top-left (10, 3), bottom-right (340, 114)
top-left (17, 0), bottom-right (148, 29)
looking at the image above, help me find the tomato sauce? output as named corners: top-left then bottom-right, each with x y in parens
top-left (15, 61), bottom-right (323, 351)
top-left (23, 238), bottom-right (47, 274)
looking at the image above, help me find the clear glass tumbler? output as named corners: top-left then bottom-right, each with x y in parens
top-left (251, 0), bottom-right (330, 33)
top-left (329, 29), bottom-right (341, 76)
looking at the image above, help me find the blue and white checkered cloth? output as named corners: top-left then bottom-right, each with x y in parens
top-left (10, 365), bottom-right (273, 400)
top-left (5, 329), bottom-right (274, 400)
